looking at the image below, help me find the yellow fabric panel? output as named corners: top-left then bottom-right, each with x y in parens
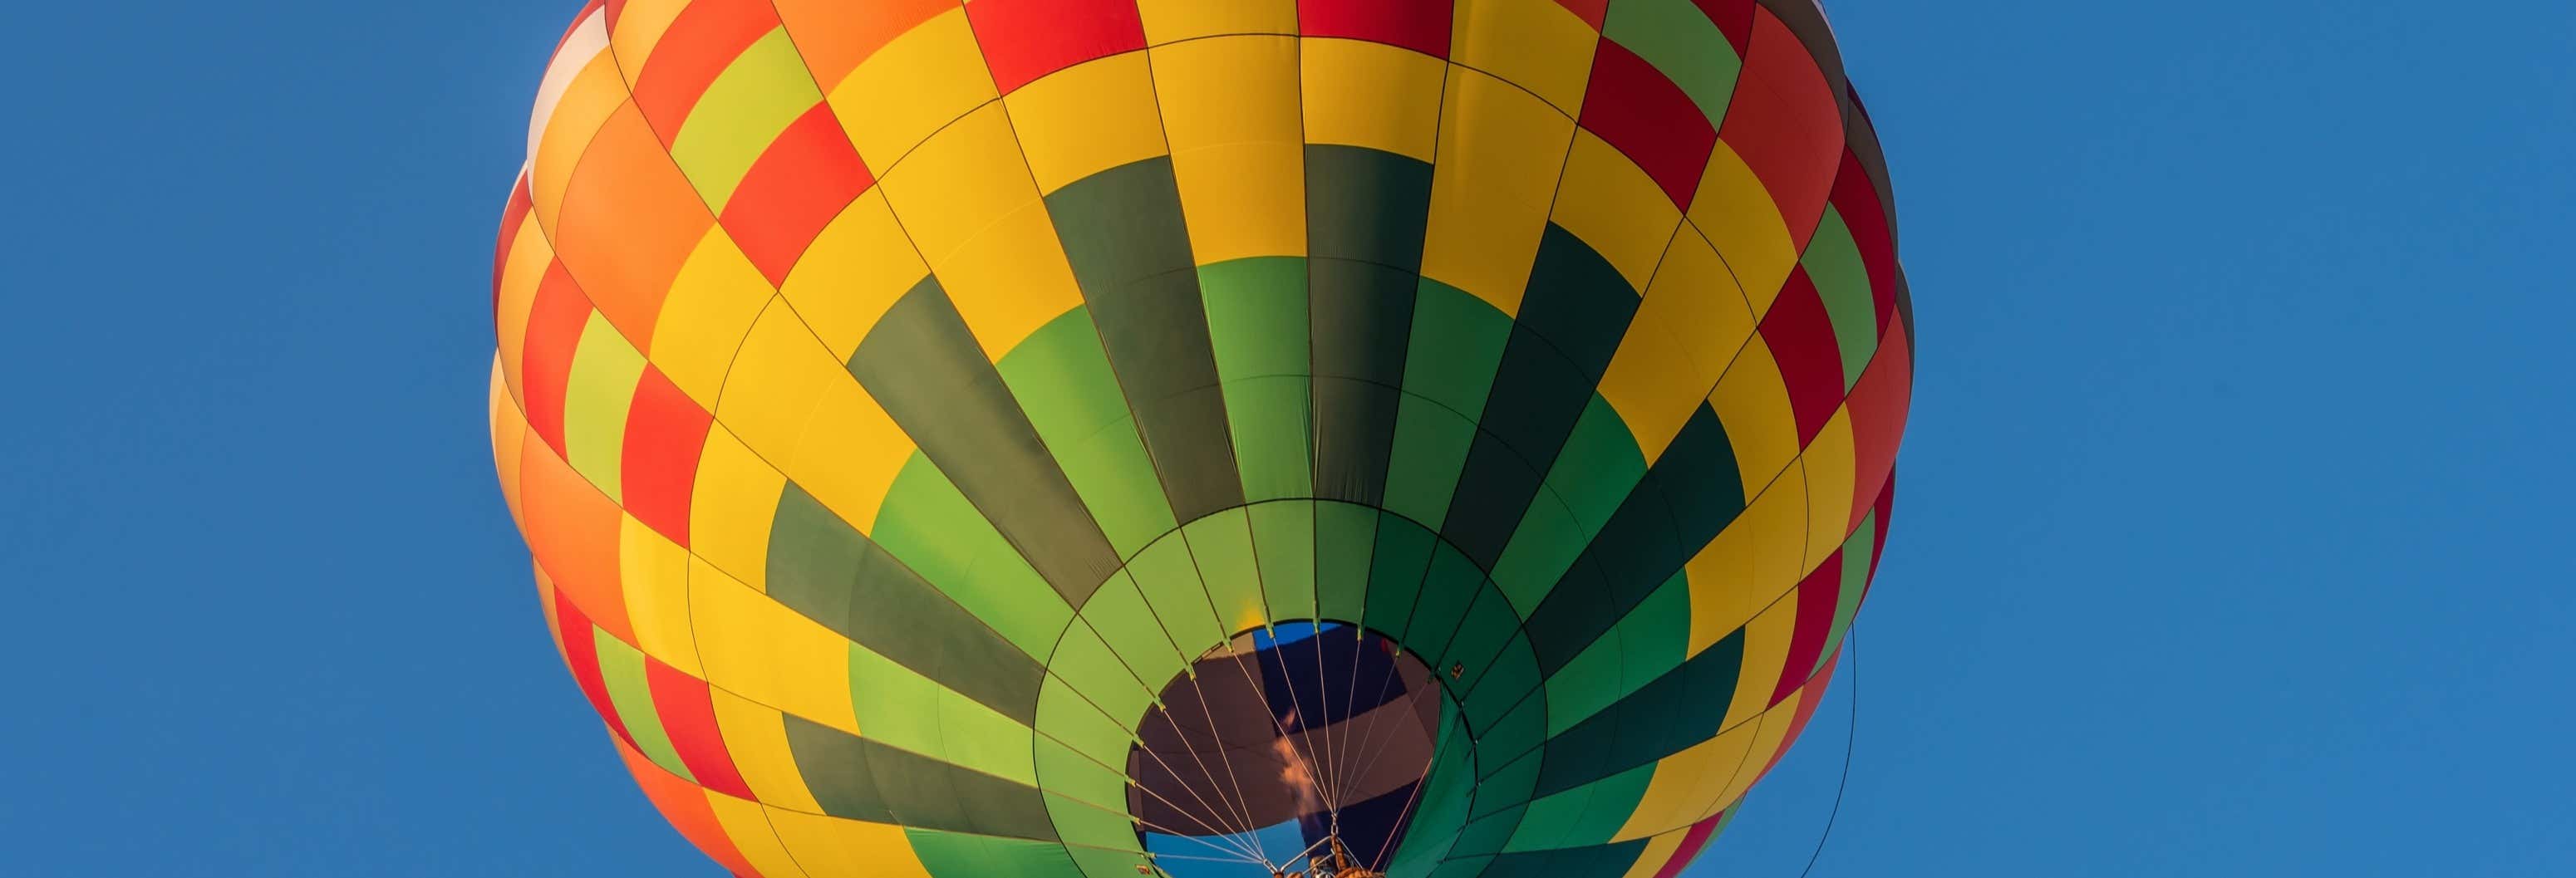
top-left (1706, 703), bottom-right (1797, 818)
top-left (1421, 66), bottom-right (1576, 316)
top-left (715, 301), bottom-right (843, 463)
top-left (494, 214), bottom-right (554, 405)
top-left (619, 515), bottom-right (702, 675)
top-left (1653, 226), bottom-right (1760, 386)
top-left (1299, 38), bottom-right (1445, 162)
top-left (880, 104), bottom-right (1087, 356)
top-left (606, 0), bottom-right (691, 80)
top-left (690, 426), bottom-right (786, 590)
top-left (784, 375), bottom-right (913, 534)
top-left (651, 228), bottom-right (777, 406)
top-left (1617, 828), bottom-right (1689, 878)
top-left (1597, 228), bottom-right (1757, 464)
top-left (704, 792), bottom-right (812, 878)
top-left (1722, 596), bottom-right (1797, 729)
top-left (1802, 410), bottom-right (1856, 571)
top-left (827, 8), bottom-right (997, 171)
top-left (1137, 0), bottom-right (1295, 43)
top-left (530, 55), bottom-right (627, 235)
top-left (1614, 720), bottom-right (1759, 841)
top-left (763, 809), bottom-right (932, 878)
top-left (490, 357), bottom-right (528, 528)
top-left (1689, 143), bottom-right (1797, 317)
top-left (1710, 337), bottom-right (1800, 496)
top-left (1684, 719), bottom-right (1769, 822)
top-left (1553, 130), bottom-right (1683, 289)
top-left (1451, 0), bottom-right (1600, 115)
top-left (1153, 36), bottom-right (1306, 262)
top-left (1005, 52), bottom-right (1168, 194)
top-left (707, 686), bottom-right (824, 812)
top-left (691, 565), bottom-right (861, 735)
top-left (776, 189), bottom-right (925, 362)
top-left (1684, 466), bottom-right (1807, 655)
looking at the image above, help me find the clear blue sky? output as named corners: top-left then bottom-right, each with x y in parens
top-left (2, 1), bottom-right (2567, 876)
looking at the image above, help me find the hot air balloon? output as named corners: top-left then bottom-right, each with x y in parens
top-left (488, 1), bottom-right (1911, 877)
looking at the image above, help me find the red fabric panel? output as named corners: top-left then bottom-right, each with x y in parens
top-left (966, 0), bottom-right (1148, 95)
top-left (1650, 812), bottom-right (1728, 878)
top-left (1717, 7), bottom-right (1842, 248)
top-left (630, 0), bottom-right (783, 142)
top-left (720, 104), bottom-right (873, 285)
top-left (1300, 0), bottom-right (1455, 59)
top-left (1579, 38), bottom-right (1718, 208)
top-left (646, 658), bottom-right (757, 800)
top-left (1757, 267), bottom-right (1846, 444)
top-left (622, 365), bottom-right (714, 547)
top-left (1843, 321), bottom-right (1910, 531)
top-left (518, 263), bottom-right (592, 459)
top-left (1772, 553), bottom-right (1841, 705)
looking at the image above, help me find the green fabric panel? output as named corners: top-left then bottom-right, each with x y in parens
top-left (1546, 396), bottom-right (1651, 531)
top-left (1480, 840), bottom-right (1653, 878)
top-left (1201, 257), bottom-right (1311, 380)
top-left (1123, 533), bottom-right (1228, 657)
top-left (1049, 623), bottom-right (1154, 730)
top-left (1402, 545), bottom-right (1485, 660)
top-left (1544, 626), bottom-right (1628, 737)
top-left (1222, 375), bottom-right (1315, 503)
top-left (939, 686), bottom-right (1039, 786)
top-left (997, 309), bottom-right (1178, 558)
top-left (907, 830), bottom-right (1085, 878)
top-left (1490, 492), bottom-right (1586, 619)
top-left (1364, 512), bottom-right (1438, 637)
top-left (1382, 394), bottom-right (1480, 528)
top-left (1079, 572), bottom-right (1188, 694)
top-left (1308, 260), bottom-right (1417, 505)
top-left (1803, 208), bottom-right (1880, 389)
top-left (563, 312), bottom-right (644, 503)
top-left (1438, 588), bottom-right (1523, 694)
top-left (1453, 804), bottom-right (1531, 858)
top-left (1064, 833), bottom-right (1152, 878)
top-left (1313, 501), bottom-right (1378, 623)
top-left (780, 713), bottom-right (894, 823)
top-left (1816, 510), bottom-right (1877, 676)
top-left (1385, 709), bottom-right (1477, 876)
top-left (1560, 765), bottom-right (1657, 851)
top-left (592, 631), bottom-right (691, 782)
top-left (1463, 634), bottom-right (1541, 733)
top-left (1036, 674), bottom-right (1137, 768)
top-left (1602, 0), bottom-right (1744, 123)
top-left (1502, 777), bottom-right (1596, 852)
top-left (848, 640), bottom-right (945, 756)
top-left (666, 27), bottom-right (822, 207)
top-left (1250, 502), bottom-right (1319, 622)
top-left (1618, 575), bottom-right (1692, 700)
top-left (1477, 694), bottom-right (1551, 782)
top-left (1424, 856), bottom-right (1497, 878)
top-left (1403, 278), bottom-right (1514, 419)
top-left (1180, 508), bottom-right (1267, 633)
top-left (1305, 145), bottom-right (1435, 269)
top-left (782, 714), bottom-right (1056, 839)
top-left (873, 455), bottom-right (1075, 663)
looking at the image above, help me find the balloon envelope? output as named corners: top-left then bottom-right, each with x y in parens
top-left (489, 2), bottom-right (1911, 876)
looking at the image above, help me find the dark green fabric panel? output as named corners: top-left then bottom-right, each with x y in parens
top-left (1437, 586), bottom-right (1523, 697)
top-left (1454, 802), bottom-right (1531, 855)
top-left (1434, 340), bottom-right (1595, 571)
top-left (768, 484), bottom-right (1044, 723)
top-left (784, 714), bottom-right (1059, 840)
top-left (1524, 405), bottom-right (1743, 675)
top-left (1481, 840), bottom-right (1650, 878)
top-left (1047, 157), bottom-right (1194, 291)
top-left (1314, 501), bottom-right (1379, 623)
top-left (1475, 694), bottom-right (1550, 783)
top-left (849, 278), bottom-right (1119, 606)
top-left (1438, 226), bottom-right (1642, 570)
top-left (1402, 544), bottom-right (1486, 664)
top-left (1531, 627), bottom-right (1745, 798)
top-left (1305, 145), bottom-right (1434, 270)
top-left (1364, 511), bottom-right (1438, 637)
top-left (1461, 633), bottom-right (1541, 735)
top-left (1309, 258), bottom-right (1416, 505)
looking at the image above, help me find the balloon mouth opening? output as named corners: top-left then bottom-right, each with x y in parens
top-left (1125, 621), bottom-right (1443, 876)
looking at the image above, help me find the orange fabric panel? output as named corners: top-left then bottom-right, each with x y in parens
top-left (552, 103), bottom-right (717, 347)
